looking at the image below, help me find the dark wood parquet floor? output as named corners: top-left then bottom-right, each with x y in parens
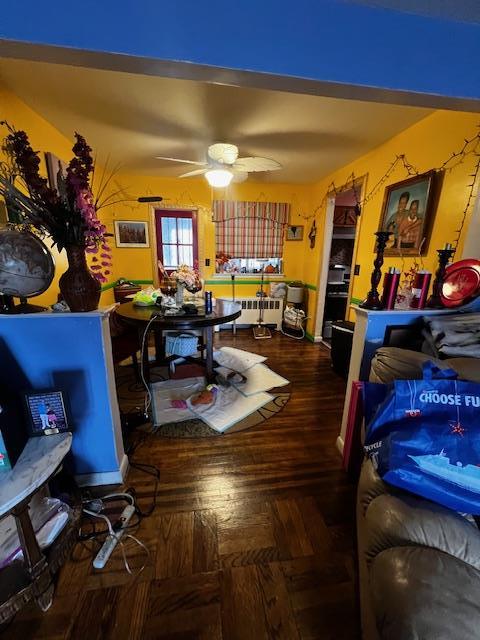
top-left (3, 331), bottom-right (360, 640)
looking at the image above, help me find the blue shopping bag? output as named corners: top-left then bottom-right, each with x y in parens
top-left (364, 362), bottom-right (480, 513)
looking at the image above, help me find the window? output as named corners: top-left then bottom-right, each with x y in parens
top-left (213, 200), bottom-right (289, 274)
top-left (216, 257), bottom-right (283, 275)
top-left (155, 209), bottom-right (198, 272)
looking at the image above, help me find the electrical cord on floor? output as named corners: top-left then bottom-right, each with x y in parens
top-left (139, 314), bottom-right (160, 415)
top-left (127, 461), bottom-right (160, 518)
top-left (280, 318), bottom-right (309, 340)
top-left (81, 504), bottom-right (150, 576)
top-left (76, 369), bottom-right (162, 574)
top-left (79, 435), bottom-right (160, 537)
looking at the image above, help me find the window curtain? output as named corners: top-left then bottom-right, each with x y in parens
top-left (212, 200), bottom-right (290, 258)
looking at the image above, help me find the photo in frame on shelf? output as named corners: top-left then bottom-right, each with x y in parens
top-left (378, 170), bottom-right (442, 256)
top-left (286, 225), bottom-right (304, 241)
top-left (24, 390), bottom-right (70, 437)
top-left (114, 220), bottom-right (150, 248)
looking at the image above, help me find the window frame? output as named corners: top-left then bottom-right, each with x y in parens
top-left (155, 208), bottom-right (199, 273)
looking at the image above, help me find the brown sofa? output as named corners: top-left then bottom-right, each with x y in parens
top-left (358, 347), bottom-right (480, 639)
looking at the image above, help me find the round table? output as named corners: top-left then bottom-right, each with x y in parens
top-left (115, 300), bottom-right (242, 381)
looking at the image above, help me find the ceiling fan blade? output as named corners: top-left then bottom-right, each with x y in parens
top-left (179, 168), bottom-right (209, 178)
top-left (155, 156), bottom-right (207, 166)
top-left (231, 170), bottom-right (248, 183)
top-left (232, 157), bottom-right (282, 172)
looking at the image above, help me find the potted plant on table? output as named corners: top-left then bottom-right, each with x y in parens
top-left (0, 123), bottom-right (112, 311)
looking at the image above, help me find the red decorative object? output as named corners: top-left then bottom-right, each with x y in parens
top-left (381, 268), bottom-right (400, 310)
top-left (409, 271), bottom-right (432, 309)
top-left (441, 258), bottom-right (480, 308)
top-left (343, 381), bottom-right (364, 479)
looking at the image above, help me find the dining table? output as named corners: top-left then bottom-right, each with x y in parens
top-left (115, 299), bottom-right (242, 382)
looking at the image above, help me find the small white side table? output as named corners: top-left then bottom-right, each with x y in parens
top-left (0, 433), bottom-right (80, 623)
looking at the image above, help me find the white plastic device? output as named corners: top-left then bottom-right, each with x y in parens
top-left (93, 504), bottom-right (135, 569)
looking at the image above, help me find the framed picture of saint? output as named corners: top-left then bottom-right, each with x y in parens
top-left (378, 171), bottom-right (442, 256)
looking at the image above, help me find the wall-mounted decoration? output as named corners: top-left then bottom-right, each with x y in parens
top-left (378, 170), bottom-right (441, 256)
top-left (45, 152), bottom-right (68, 195)
top-left (286, 225), bottom-right (304, 241)
top-left (308, 220), bottom-right (316, 248)
top-left (114, 220), bottom-right (150, 248)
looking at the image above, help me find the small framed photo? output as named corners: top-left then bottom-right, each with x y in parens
top-left (24, 391), bottom-right (70, 436)
top-left (286, 225), bottom-right (304, 241)
top-left (114, 220), bottom-right (150, 248)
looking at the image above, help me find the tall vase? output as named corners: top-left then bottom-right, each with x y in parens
top-left (59, 245), bottom-right (101, 312)
top-left (176, 282), bottom-right (184, 306)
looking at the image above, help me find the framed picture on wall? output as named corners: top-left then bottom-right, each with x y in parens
top-left (286, 225), bottom-right (304, 241)
top-left (45, 152), bottom-right (68, 195)
top-left (114, 220), bottom-right (150, 248)
top-left (378, 170), bottom-right (442, 256)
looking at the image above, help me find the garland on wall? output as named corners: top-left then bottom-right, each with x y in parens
top-left (107, 184), bottom-right (212, 218)
top-left (297, 124), bottom-right (480, 256)
top-left (105, 125), bottom-right (480, 255)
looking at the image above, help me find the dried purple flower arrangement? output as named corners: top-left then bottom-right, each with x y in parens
top-left (0, 122), bottom-right (112, 283)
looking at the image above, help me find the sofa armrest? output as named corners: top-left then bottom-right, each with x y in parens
top-left (365, 493), bottom-right (480, 570)
top-left (371, 546), bottom-right (480, 640)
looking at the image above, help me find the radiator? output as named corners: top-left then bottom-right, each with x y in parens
top-left (215, 297), bottom-right (284, 330)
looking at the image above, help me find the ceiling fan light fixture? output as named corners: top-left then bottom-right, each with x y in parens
top-left (205, 168), bottom-right (233, 188)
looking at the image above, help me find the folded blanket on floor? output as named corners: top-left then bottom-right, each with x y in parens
top-left (187, 385), bottom-right (273, 433)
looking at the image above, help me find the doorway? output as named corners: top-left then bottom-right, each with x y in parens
top-left (315, 188), bottom-right (361, 345)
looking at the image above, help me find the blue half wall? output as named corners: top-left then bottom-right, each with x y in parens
top-left (0, 309), bottom-right (126, 483)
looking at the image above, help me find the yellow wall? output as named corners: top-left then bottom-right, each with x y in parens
top-left (306, 110), bottom-right (480, 335)
top-left (1, 85), bottom-right (478, 332)
top-left (0, 86), bottom-right (115, 306)
top-left (107, 174), bottom-right (312, 298)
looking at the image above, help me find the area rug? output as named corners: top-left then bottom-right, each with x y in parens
top-left (115, 364), bottom-right (290, 437)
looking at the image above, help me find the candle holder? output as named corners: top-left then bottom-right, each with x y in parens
top-left (360, 231), bottom-right (392, 310)
top-left (426, 247), bottom-right (455, 308)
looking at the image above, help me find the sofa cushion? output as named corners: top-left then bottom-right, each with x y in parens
top-left (369, 347), bottom-right (445, 384)
top-left (365, 493), bottom-right (480, 569)
top-left (371, 546), bottom-right (480, 640)
top-left (370, 347), bottom-right (480, 384)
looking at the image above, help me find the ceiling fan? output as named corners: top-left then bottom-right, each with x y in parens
top-left (156, 143), bottom-right (282, 187)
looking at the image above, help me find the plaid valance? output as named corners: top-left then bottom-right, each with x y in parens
top-left (213, 200), bottom-right (290, 258)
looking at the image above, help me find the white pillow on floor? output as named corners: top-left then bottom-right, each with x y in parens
top-left (214, 347), bottom-right (267, 373)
